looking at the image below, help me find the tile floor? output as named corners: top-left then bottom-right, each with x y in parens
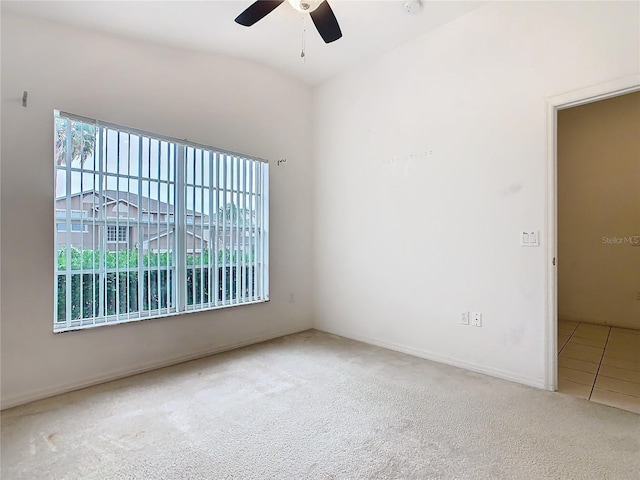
top-left (558, 321), bottom-right (640, 414)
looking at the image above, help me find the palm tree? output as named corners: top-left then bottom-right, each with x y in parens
top-left (54, 117), bottom-right (96, 196)
top-left (55, 117), bottom-right (96, 167)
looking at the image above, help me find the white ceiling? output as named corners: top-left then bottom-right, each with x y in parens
top-left (2, 0), bottom-right (483, 86)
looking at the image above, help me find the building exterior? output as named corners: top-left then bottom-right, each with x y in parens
top-left (55, 190), bottom-right (210, 253)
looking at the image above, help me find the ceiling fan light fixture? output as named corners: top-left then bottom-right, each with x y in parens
top-left (288, 0), bottom-right (322, 13)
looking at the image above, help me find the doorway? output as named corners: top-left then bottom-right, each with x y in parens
top-left (548, 81), bottom-right (640, 412)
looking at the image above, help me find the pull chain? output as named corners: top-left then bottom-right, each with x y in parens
top-left (301, 14), bottom-right (306, 60)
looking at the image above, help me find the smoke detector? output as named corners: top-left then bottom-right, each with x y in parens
top-left (403, 0), bottom-right (422, 15)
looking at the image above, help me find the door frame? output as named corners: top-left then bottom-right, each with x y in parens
top-left (544, 74), bottom-right (640, 391)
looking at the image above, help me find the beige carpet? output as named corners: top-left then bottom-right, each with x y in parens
top-left (2, 330), bottom-right (639, 479)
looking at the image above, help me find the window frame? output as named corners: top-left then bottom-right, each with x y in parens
top-left (56, 209), bottom-right (89, 232)
top-left (54, 111), bottom-right (270, 332)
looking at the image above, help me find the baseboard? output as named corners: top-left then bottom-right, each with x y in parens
top-left (315, 325), bottom-right (546, 389)
top-left (1, 326), bottom-right (308, 410)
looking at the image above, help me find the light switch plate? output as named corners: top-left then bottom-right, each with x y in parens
top-left (521, 231), bottom-right (540, 247)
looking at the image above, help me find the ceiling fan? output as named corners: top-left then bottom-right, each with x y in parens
top-left (235, 0), bottom-right (342, 44)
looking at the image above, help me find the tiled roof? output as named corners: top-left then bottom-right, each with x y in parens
top-left (57, 190), bottom-right (206, 219)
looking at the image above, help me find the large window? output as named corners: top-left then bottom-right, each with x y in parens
top-left (54, 111), bottom-right (269, 332)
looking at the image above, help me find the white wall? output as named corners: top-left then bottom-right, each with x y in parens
top-left (1, 14), bottom-right (314, 408)
top-left (313, 1), bottom-right (640, 387)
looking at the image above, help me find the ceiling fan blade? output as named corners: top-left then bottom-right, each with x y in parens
top-left (310, 1), bottom-right (342, 43)
top-left (235, 1), bottom-right (285, 27)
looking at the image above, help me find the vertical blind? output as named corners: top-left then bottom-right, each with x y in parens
top-left (54, 111), bottom-right (269, 332)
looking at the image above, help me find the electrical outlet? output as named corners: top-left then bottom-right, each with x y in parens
top-left (289, 292), bottom-right (295, 303)
top-left (472, 312), bottom-right (482, 327)
top-left (461, 312), bottom-right (470, 325)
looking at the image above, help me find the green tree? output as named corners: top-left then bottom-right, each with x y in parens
top-left (218, 202), bottom-right (253, 225)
